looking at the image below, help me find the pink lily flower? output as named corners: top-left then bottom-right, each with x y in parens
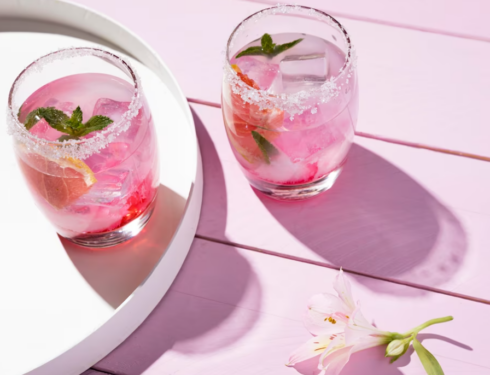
top-left (288, 270), bottom-right (395, 375)
top-left (288, 269), bottom-right (453, 375)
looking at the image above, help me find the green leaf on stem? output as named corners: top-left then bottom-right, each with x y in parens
top-left (23, 106), bottom-right (114, 141)
top-left (413, 337), bottom-right (444, 375)
top-left (251, 130), bottom-right (278, 164)
top-left (24, 107), bottom-right (70, 131)
top-left (57, 134), bottom-right (80, 142)
top-left (261, 33), bottom-right (275, 54)
top-left (272, 38), bottom-right (303, 56)
top-left (65, 106), bottom-right (84, 129)
top-left (236, 33), bottom-right (303, 59)
top-left (81, 115), bottom-right (113, 134)
top-left (236, 46), bottom-right (265, 58)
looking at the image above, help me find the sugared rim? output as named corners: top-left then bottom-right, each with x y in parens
top-left (224, 4), bottom-right (356, 116)
top-left (6, 47), bottom-right (143, 160)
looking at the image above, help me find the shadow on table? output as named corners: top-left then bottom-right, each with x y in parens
top-left (294, 346), bottom-right (407, 375)
top-left (64, 108), bottom-right (260, 374)
top-left (256, 143), bottom-right (467, 296)
top-left (61, 184), bottom-right (187, 308)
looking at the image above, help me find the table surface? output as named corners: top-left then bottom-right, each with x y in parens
top-left (71, 0), bottom-right (490, 374)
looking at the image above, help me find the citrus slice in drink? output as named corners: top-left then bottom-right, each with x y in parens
top-left (18, 152), bottom-right (97, 209)
top-left (224, 64), bottom-right (284, 164)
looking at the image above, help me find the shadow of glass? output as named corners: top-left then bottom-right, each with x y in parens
top-left (99, 245), bottom-right (261, 374)
top-left (61, 184), bottom-right (186, 308)
top-left (74, 109), bottom-right (261, 373)
top-left (256, 144), bottom-right (467, 295)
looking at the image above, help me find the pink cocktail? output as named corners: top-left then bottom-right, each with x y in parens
top-left (7, 48), bottom-right (159, 247)
top-left (222, 6), bottom-right (358, 200)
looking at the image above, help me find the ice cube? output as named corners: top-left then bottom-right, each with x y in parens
top-left (92, 98), bottom-right (143, 140)
top-left (84, 142), bottom-right (130, 173)
top-left (83, 169), bottom-right (133, 204)
top-left (280, 54), bottom-right (329, 93)
top-left (92, 98), bottom-right (130, 121)
top-left (255, 152), bottom-right (319, 185)
top-left (235, 56), bottom-right (280, 90)
top-left (43, 98), bottom-right (76, 115)
top-left (29, 119), bottom-right (65, 141)
top-left (273, 123), bottom-right (337, 161)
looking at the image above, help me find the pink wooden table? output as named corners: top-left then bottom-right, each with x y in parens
top-left (74, 0), bottom-right (490, 374)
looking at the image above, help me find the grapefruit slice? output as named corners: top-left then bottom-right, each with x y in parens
top-left (18, 153), bottom-right (97, 209)
top-left (224, 64), bottom-right (284, 163)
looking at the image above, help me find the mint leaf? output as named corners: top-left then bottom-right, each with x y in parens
top-left (24, 107), bottom-right (70, 132)
top-left (261, 33), bottom-right (275, 54)
top-left (273, 38), bottom-right (303, 56)
top-left (236, 33), bottom-right (303, 59)
top-left (58, 134), bottom-right (80, 142)
top-left (23, 106), bottom-right (113, 139)
top-left (236, 46), bottom-right (265, 58)
top-left (413, 337), bottom-right (444, 375)
top-left (252, 130), bottom-right (278, 164)
top-left (66, 106), bottom-right (84, 129)
top-left (79, 115), bottom-right (113, 136)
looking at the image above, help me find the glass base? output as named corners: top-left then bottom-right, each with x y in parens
top-left (249, 166), bottom-right (343, 201)
top-left (65, 195), bottom-right (157, 248)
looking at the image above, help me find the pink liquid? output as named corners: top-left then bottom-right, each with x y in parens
top-left (16, 73), bottom-right (159, 238)
top-left (223, 33), bottom-right (358, 187)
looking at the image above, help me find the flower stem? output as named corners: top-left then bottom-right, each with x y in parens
top-left (402, 316), bottom-right (453, 337)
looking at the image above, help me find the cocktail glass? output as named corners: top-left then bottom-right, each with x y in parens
top-left (222, 5), bottom-right (358, 200)
top-left (7, 47), bottom-right (159, 247)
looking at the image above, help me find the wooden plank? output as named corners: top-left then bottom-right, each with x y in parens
top-left (245, 0), bottom-right (490, 42)
top-left (74, 0), bottom-right (490, 156)
top-left (191, 103), bottom-right (490, 301)
top-left (94, 238), bottom-right (490, 374)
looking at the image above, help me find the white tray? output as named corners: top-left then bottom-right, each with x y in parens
top-left (0, 1), bottom-right (203, 374)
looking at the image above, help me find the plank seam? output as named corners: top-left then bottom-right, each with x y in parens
top-left (195, 234), bottom-right (490, 306)
top-left (88, 368), bottom-right (117, 375)
top-left (241, 0), bottom-right (490, 44)
top-left (187, 98), bottom-right (490, 163)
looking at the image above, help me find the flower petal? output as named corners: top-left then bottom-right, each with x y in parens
top-left (333, 268), bottom-right (356, 311)
top-left (304, 293), bottom-right (351, 335)
top-left (345, 304), bottom-right (389, 345)
top-left (318, 335), bottom-right (354, 375)
top-left (352, 335), bottom-right (387, 353)
top-left (308, 293), bottom-right (350, 315)
top-left (304, 309), bottom-right (347, 336)
top-left (287, 334), bottom-right (335, 366)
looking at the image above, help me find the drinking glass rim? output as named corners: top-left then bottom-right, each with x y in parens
top-left (224, 4), bottom-right (356, 116)
top-left (7, 47), bottom-right (143, 160)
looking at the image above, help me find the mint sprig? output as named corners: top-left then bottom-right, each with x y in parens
top-left (236, 33), bottom-right (303, 59)
top-left (23, 106), bottom-right (113, 142)
top-left (252, 130), bottom-right (279, 164)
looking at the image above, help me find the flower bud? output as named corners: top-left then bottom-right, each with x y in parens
top-left (385, 339), bottom-right (407, 357)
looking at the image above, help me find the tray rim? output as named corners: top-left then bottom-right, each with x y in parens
top-left (0, 1), bottom-right (203, 374)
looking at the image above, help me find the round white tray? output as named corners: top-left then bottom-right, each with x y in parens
top-left (0, 1), bottom-right (203, 375)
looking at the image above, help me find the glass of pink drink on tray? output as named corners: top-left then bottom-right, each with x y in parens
top-left (222, 5), bottom-right (358, 200)
top-left (7, 48), bottom-right (159, 247)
